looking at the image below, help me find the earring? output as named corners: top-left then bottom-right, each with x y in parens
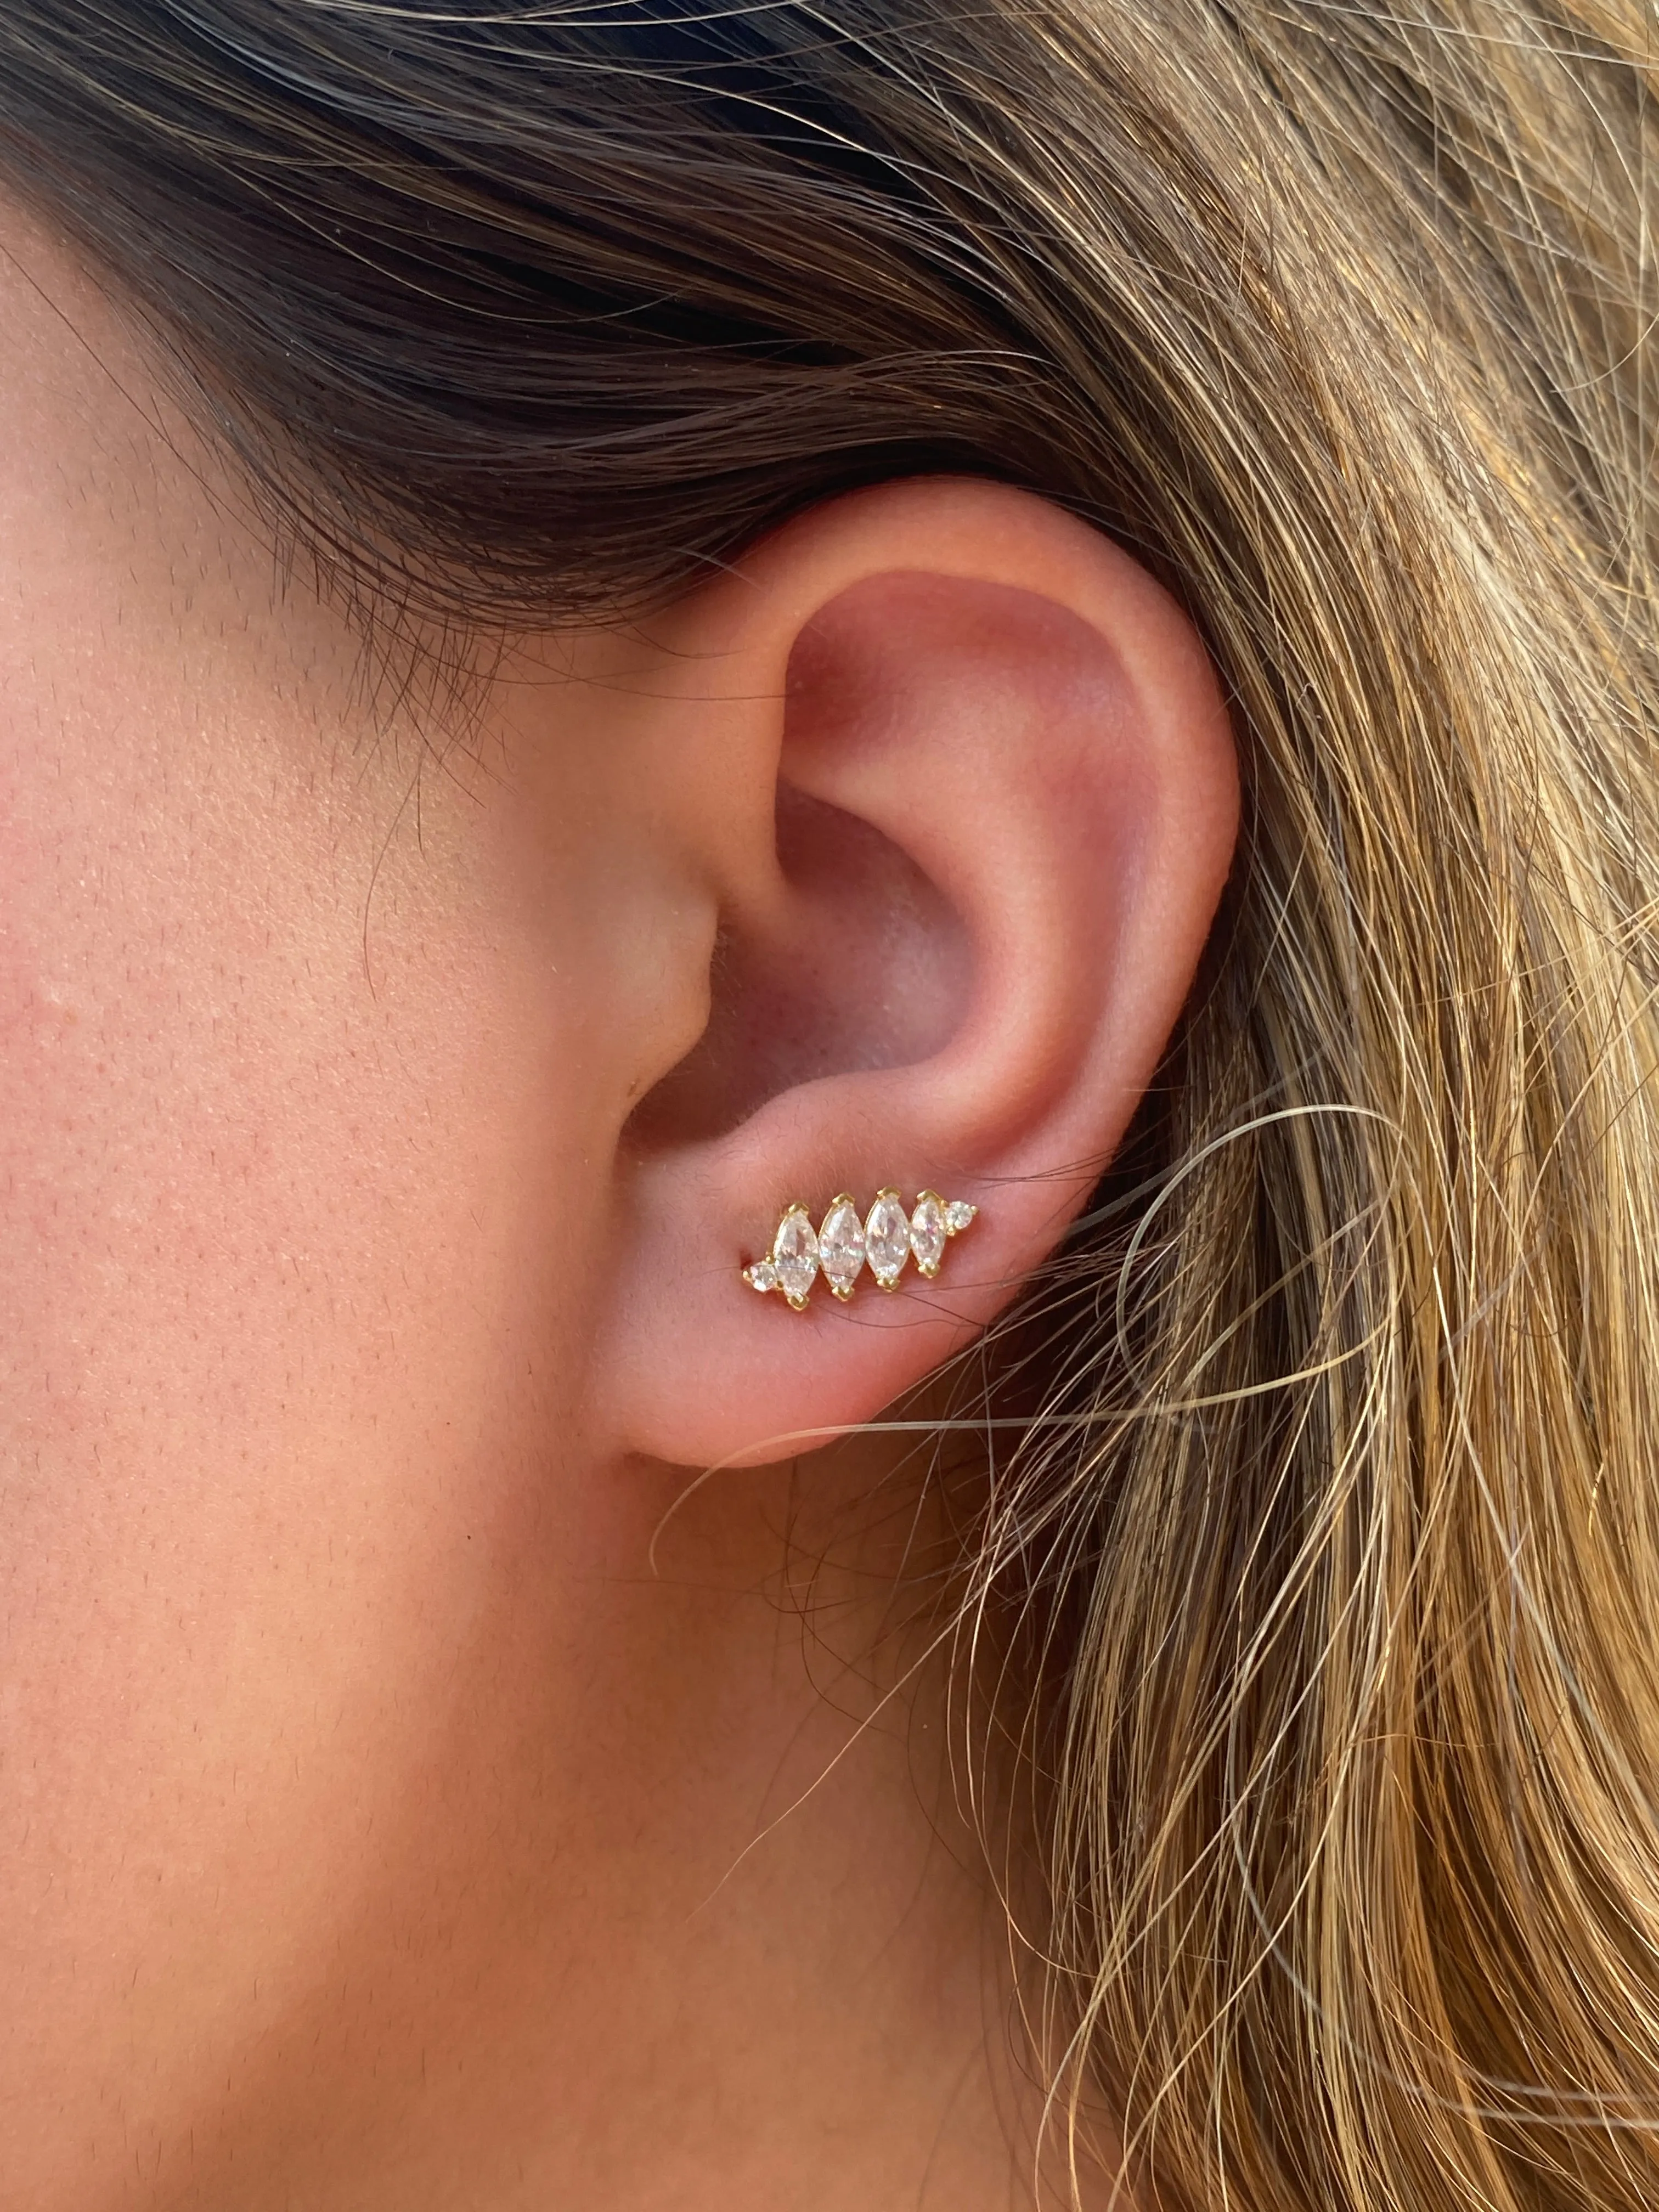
top-left (742, 1189), bottom-right (979, 1311)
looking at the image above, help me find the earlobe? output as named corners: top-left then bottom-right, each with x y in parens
top-left (587, 479), bottom-right (1239, 1471)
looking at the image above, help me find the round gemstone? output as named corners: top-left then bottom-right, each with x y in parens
top-left (817, 1195), bottom-right (866, 1298)
top-left (772, 1206), bottom-right (820, 1306)
top-left (944, 1199), bottom-right (978, 1234)
top-left (865, 1190), bottom-right (911, 1289)
top-left (743, 1259), bottom-right (780, 1294)
top-left (909, 1191), bottom-right (947, 1276)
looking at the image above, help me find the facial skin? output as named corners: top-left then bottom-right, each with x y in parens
top-left (0, 192), bottom-right (1237, 2211)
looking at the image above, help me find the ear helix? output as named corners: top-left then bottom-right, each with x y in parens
top-left (742, 1189), bottom-right (979, 1311)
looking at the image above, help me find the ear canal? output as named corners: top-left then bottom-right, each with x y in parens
top-left (628, 782), bottom-right (970, 1151)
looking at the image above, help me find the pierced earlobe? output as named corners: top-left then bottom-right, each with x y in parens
top-left (742, 1189), bottom-right (978, 1311)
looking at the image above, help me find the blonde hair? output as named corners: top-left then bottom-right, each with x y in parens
top-left (4, 1), bottom-right (1657, 2203)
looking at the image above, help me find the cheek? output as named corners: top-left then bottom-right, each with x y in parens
top-left (0, 615), bottom-right (604, 2165)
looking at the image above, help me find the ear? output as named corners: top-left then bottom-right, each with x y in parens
top-left (587, 478), bottom-right (1238, 1470)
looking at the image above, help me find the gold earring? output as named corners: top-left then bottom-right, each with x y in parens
top-left (742, 1189), bottom-right (978, 1311)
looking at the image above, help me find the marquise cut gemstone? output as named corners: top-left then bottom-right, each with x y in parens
top-left (818, 1196), bottom-right (866, 1298)
top-left (944, 1200), bottom-right (977, 1234)
top-left (865, 1189), bottom-right (911, 1289)
top-left (909, 1191), bottom-right (947, 1276)
top-left (772, 1205), bottom-right (820, 1306)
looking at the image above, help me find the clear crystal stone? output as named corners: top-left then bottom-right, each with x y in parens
top-left (817, 1195), bottom-right (866, 1297)
top-left (772, 1206), bottom-right (820, 1306)
top-left (743, 1259), bottom-right (779, 1294)
top-left (944, 1200), bottom-right (978, 1234)
top-left (865, 1190), bottom-right (911, 1289)
top-left (909, 1191), bottom-right (947, 1276)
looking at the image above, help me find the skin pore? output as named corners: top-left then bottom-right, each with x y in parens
top-left (0, 191), bottom-right (1236, 2212)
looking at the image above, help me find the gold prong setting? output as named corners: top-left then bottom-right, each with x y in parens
top-left (742, 1189), bottom-right (979, 1310)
